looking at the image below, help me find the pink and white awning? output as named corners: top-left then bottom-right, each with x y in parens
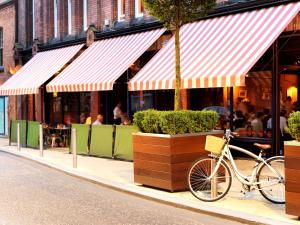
top-left (129, 2), bottom-right (300, 91)
top-left (0, 44), bottom-right (84, 95)
top-left (46, 29), bottom-right (165, 92)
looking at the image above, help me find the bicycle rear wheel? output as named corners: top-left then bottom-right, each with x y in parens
top-left (188, 157), bottom-right (232, 202)
top-left (257, 156), bottom-right (285, 204)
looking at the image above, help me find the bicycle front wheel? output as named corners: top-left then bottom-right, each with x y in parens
top-left (257, 156), bottom-right (285, 204)
top-left (188, 157), bottom-right (232, 202)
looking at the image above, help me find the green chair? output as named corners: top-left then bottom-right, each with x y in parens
top-left (27, 121), bottom-right (40, 148)
top-left (114, 125), bottom-right (139, 161)
top-left (70, 124), bottom-right (90, 155)
top-left (89, 125), bottom-right (113, 158)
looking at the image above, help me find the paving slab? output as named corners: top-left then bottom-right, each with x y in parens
top-left (0, 138), bottom-right (299, 225)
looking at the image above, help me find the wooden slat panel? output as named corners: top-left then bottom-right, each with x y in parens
top-left (286, 202), bottom-right (300, 216)
top-left (133, 135), bottom-right (170, 146)
top-left (285, 145), bottom-right (300, 157)
top-left (286, 191), bottom-right (300, 204)
top-left (134, 160), bottom-right (171, 172)
top-left (134, 175), bottom-right (172, 191)
top-left (134, 152), bottom-right (170, 163)
top-left (285, 157), bottom-right (300, 170)
top-left (133, 142), bottom-right (171, 156)
top-left (171, 152), bottom-right (207, 163)
top-left (286, 180), bottom-right (300, 193)
top-left (285, 168), bottom-right (300, 181)
top-left (134, 168), bottom-right (171, 181)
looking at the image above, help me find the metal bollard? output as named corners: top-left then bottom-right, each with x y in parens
top-left (72, 128), bottom-right (77, 168)
top-left (39, 124), bottom-right (43, 157)
top-left (17, 123), bottom-right (20, 151)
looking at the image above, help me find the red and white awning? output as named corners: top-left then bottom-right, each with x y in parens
top-left (46, 29), bottom-right (165, 92)
top-left (0, 45), bottom-right (84, 95)
top-left (129, 2), bottom-right (300, 91)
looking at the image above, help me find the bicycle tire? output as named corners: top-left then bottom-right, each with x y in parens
top-left (257, 156), bottom-right (285, 204)
top-left (188, 157), bottom-right (232, 202)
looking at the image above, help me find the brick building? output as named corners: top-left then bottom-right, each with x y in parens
top-left (13, 0), bottom-right (167, 123)
top-left (0, 0), bottom-right (16, 135)
top-left (4, 0), bottom-right (300, 154)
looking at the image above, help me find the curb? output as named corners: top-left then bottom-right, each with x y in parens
top-left (0, 147), bottom-right (294, 225)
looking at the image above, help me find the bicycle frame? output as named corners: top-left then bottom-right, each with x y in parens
top-left (209, 142), bottom-right (283, 187)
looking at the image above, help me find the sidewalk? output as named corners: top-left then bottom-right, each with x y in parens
top-left (0, 138), bottom-right (298, 225)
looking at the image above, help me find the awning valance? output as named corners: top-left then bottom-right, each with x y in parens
top-left (46, 29), bottom-right (165, 92)
top-left (0, 44), bottom-right (84, 95)
top-left (129, 2), bottom-right (300, 91)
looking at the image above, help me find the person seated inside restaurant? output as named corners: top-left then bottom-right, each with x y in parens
top-left (80, 113), bottom-right (86, 124)
top-left (93, 114), bottom-right (104, 125)
top-left (251, 112), bottom-right (264, 137)
top-left (233, 110), bottom-right (246, 130)
top-left (85, 113), bottom-right (92, 125)
top-left (121, 114), bottom-right (131, 125)
top-left (267, 109), bottom-right (288, 136)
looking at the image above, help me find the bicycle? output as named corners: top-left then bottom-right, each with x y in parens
top-left (188, 129), bottom-right (285, 204)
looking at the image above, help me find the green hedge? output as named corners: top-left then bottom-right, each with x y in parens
top-left (288, 111), bottom-right (300, 141)
top-left (133, 110), bottom-right (218, 135)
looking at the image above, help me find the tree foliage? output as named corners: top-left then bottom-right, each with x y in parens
top-left (144, 0), bottom-right (215, 27)
top-left (144, 0), bottom-right (215, 110)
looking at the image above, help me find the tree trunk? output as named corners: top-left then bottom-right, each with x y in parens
top-left (174, 7), bottom-right (181, 110)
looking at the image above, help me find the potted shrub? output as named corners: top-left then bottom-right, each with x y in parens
top-left (132, 109), bottom-right (223, 192)
top-left (285, 112), bottom-right (300, 217)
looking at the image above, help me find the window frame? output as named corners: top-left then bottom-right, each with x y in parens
top-left (54, 0), bottom-right (58, 38)
top-left (83, 0), bottom-right (88, 30)
top-left (117, 0), bottom-right (125, 21)
top-left (135, 0), bottom-right (144, 18)
top-left (32, 0), bottom-right (35, 39)
top-left (67, 0), bottom-right (72, 35)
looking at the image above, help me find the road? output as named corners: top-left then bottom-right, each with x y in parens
top-left (0, 152), bottom-right (247, 225)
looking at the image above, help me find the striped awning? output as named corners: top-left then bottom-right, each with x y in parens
top-left (0, 45), bottom-right (84, 95)
top-left (46, 29), bottom-right (165, 92)
top-left (129, 2), bottom-right (300, 91)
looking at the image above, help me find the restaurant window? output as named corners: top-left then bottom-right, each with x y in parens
top-left (0, 27), bottom-right (3, 67)
top-left (67, 0), bottom-right (72, 35)
top-left (232, 71), bottom-right (273, 138)
top-left (83, 0), bottom-right (88, 30)
top-left (117, 0), bottom-right (125, 21)
top-left (54, 0), bottom-right (58, 38)
top-left (32, 0), bottom-right (35, 39)
top-left (135, 0), bottom-right (144, 18)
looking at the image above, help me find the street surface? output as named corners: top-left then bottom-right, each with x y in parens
top-left (0, 151), bottom-right (247, 225)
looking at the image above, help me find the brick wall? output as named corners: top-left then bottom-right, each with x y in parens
top-left (58, 0), bottom-right (68, 39)
top-left (0, 2), bottom-right (17, 121)
top-left (71, 0), bottom-right (83, 35)
top-left (18, 0), bottom-right (153, 46)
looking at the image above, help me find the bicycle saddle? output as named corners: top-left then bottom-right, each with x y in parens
top-left (254, 143), bottom-right (271, 150)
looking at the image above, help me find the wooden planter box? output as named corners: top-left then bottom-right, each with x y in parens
top-left (133, 131), bottom-right (223, 192)
top-left (285, 141), bottom-right (300, 217)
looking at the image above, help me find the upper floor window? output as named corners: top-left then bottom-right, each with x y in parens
top-left (83, 0), bottom-right (88, 30)
top-left (32, 0), bottom-right (35, 39)
top-left (68, 0), bottom-right (72, 35)
top-left (135, 0), bottom-right (144, 18)
top-left (118, 0), bottom-right (125, 21)
top-left (54, 0), bottom-right (58, 38)
top-left (0, 28), bottom-right (3, 66)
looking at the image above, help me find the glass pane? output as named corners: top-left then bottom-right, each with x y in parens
top-left (0, 97), bottom-right (5, 134)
